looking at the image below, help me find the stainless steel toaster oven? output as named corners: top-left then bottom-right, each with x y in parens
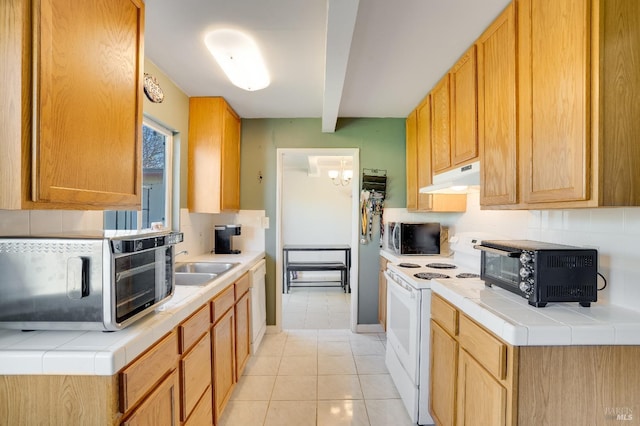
top-left (0, 231), bottom-right (183, 331)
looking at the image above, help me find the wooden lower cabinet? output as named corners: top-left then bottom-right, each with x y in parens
top-left (0, 271), bottom-right (257, 426)
top-left (180, 333), bottom-right (212, 422)
top-left (457, 350), bottom-right (506, 426)
top-left (121, 369), bottom-right (180, 426)
top-left (235, 290), bottom-right (251, 378)
top-left (378, 256), bottom-right (388, 330)
top-left (184, 386), bottom-right (213, 426)
top-left (212, 305), bottom-right (236, 422)
top-left (429, 321), bottom-right (457, 426)
top-left (430, 294), bottom-right (640, 426)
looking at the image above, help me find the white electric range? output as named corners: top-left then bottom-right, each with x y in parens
top-left (384, 233), bottom-right (487, 425)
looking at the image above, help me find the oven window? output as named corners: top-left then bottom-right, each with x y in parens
top-left (114, 249), bottom-right (168, 323)
top-left (484, 252), bottom-right (520, 284)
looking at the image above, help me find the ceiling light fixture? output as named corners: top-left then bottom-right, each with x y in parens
top-left (328, 159), bottom-right (353, 186)
top-left (204, 29), bottom-right (270, 91)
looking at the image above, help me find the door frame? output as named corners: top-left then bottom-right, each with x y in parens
top-left (275, 147), bottom-right (360, 332)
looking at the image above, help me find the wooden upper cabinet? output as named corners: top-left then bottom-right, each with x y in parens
top-left (406, 98), bottom-right (467, 213)
top-left (0, 0), bottom-right (144, 210)
top-left (431, 46), bottom-right (478, 176)
top-left (516, 0), bottom-right (640, 208)
top-left (188, 97), bottom-right (241, 213)
top-left (450, 45), bottom-right (479, 167)
top-left (478, 2), bottom-right (518, 207)
top-left (406, 108), bottom-right (433, 211)
top-left (431, 75), bottom-right (452, 174)
top-left (416, 96), bottom-right (434, 195)
top-left (519, 0), bottom-right (589, 204)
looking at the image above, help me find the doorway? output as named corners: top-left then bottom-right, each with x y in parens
top-left (275, 148), bottom-right (360, 332)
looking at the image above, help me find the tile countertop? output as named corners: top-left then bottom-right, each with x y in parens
top-left (0, 251), bottom-right (265, 376)
top-left (431, 279), bottom-right (640, 346)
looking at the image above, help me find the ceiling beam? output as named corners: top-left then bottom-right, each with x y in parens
top-left (321, 0), bottom-right (360, 133)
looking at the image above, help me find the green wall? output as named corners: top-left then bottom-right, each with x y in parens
top-left (240, 118), bottom-right (406, 325)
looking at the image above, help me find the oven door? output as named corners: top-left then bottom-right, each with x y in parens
top-left (385, 270), bottom-right (421, 382)
top-left (111, 246), bottom-right (174, 327)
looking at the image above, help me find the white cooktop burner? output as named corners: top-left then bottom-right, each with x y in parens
top-left (387, 232), bottom-right (494, 289)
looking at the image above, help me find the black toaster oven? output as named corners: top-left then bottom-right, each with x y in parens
top-left (474, 240), bottom-right (598, 307)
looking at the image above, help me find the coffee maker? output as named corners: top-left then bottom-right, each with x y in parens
top-left (214, 225), bottom-right (241, 254)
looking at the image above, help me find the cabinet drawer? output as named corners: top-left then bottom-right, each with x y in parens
top-left (181, 333), bottom-right (212, 421)
top-left (121, 368), bottom-right (179, 426)
top-left (212, 285), bottom-right (235, 324)
top-left (120, 330), bottom-right (179, 413)
top-left (234, 273), bottom-right (250, 300)
top-left (431, 295), bottom-right (458, 336)
top-left (179, 304), bottom-right (211, 353)
top-left (184, 385), bottom-right (213, 426)
top-left (458, 314), bottom-right (507, 380)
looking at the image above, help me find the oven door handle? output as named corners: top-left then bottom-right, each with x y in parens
top-left (473, 244), bottom-right (521, 258)
top-left (384, 271), bottom-right (415, 299)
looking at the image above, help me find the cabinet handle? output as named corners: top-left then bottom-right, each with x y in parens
top-left (473, 244), bottom-right (520, 258)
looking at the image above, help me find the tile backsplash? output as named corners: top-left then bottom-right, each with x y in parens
top-left (385, 191), bottom-right (640, 312)
top-left (1, 198), bottom-right (637, 311)
top-left (0, 209), bottom-right (266, 259)
top-left (0, 210), bottom-right (104, 235)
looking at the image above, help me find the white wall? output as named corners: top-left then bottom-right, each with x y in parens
top-left (281, 167), bottom-right (352, 264)
top-left (384, 191), bottom-right (640, 311)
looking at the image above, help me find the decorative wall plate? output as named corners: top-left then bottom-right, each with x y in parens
top-left (143, 73), bottom-right (164, 103)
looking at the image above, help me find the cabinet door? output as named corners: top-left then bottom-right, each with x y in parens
top-left (450, 46), bottom-right (478, 166)
top-left (221, 104), bottom-right (240, 211)
top-left (478, 3), bottom-right (518, 206)
top-left (212, 307), bottom-right (236, 422)
top-left (431, 74), bottom-right (452, 173)
top-left (378, 257), bottom-right (388, 330)
top-left (121, 369), bottom-right (179, 426)
top-left (406, 109), bottom-right (419, 211)
top-left (429, 321), bottom-right (457, 426)
top-left (180, 333), bottom-right (212, 422)
top-left (518, 0), bottom-right (589, 204)
top-left (188, 97), bottom-right (240, 213)
top-left (416, 96), bottom-right (435, 211)
top-left (235, 291), bottom-right (251, 378)
top-left (457, 349), bottom-right (507, 426)
top-left (36, 0), bottom-right (143, 207)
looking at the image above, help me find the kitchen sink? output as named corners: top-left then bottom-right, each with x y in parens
top-left (174, 272), bottom-right (217, 286)
top-left (175, 262), bottom-right (239, 274)
top-left (173, 262), bottom-right (239, 286)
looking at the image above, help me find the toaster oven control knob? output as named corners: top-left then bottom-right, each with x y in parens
top-left (519, 267), bottom-right (531, 279)
top-left (519, 279), bottom-right (533, 294)
top-left (520, 252), bottom-right (532, 264)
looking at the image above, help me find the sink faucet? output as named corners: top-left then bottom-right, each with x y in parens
top-left (176, 250), bottom-right (188, 258)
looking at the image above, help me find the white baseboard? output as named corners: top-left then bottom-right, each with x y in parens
top-left (356, 323), bottom-right (384, 333)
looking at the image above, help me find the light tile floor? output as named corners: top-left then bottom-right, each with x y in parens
top-left (219, 329), bottom-right (415, 426)
top-left (282, 287), bottom-right (351, 329)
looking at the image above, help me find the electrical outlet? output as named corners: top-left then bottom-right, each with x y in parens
top-left (261, 216), bottom-right (270, 229)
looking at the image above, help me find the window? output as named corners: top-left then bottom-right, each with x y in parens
top-left (104, 117), bottom-right (173, 230)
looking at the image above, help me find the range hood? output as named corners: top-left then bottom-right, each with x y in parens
top-left (419, 161), bottom-right (480, 194)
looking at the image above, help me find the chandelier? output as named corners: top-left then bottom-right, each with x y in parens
top-left (328, 159), bottom-right (353, 186)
